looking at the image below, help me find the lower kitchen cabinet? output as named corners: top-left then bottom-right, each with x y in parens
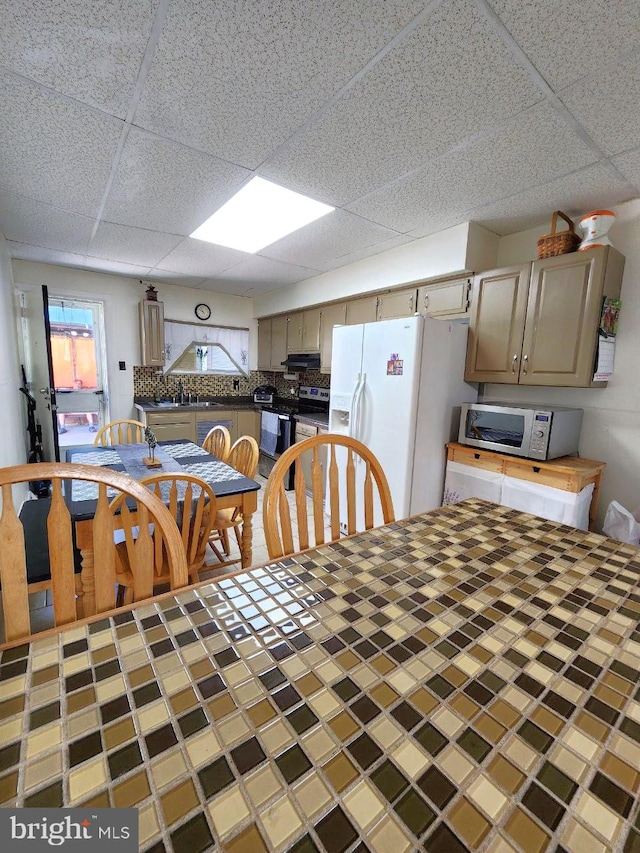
top-left (237, 409), bottom-right (260, 443)
top-left (145, 411), bottom-right (195, 442)
top-left (196, 410), bottom-right (237, 446)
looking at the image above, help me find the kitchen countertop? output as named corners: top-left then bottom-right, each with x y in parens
top-left (294, 411), bottom-right (330, 428)
top-left (135, 396), bottom-right (258, 413)
top-left (2, 499), bottom-right (640, 852)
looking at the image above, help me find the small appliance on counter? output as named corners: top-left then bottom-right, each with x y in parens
top-left (253, 384), bottom-right (277, 405)
top-left (459, 401), bottom-right (583, 461)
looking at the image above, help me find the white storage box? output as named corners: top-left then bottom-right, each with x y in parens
top-left (443, 461), bottom-right (503, 506)
top-left (501, 477), bottom-right (594, 530)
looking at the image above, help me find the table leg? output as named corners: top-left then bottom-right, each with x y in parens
top-left (240, 491), bottom-right (258, 570)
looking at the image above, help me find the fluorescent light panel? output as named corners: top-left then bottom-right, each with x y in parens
top-left (190, 177), bottom-right (334, 253)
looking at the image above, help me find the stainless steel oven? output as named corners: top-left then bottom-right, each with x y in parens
top-left (258, 409), bottom-right (295, 487)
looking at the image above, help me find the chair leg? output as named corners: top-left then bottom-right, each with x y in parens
top-left (116, 584), bottom-right (125, 608)
top-left (221, 528), bottom-right (230, 556)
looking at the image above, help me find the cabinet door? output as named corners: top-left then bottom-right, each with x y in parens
top-left (465, 265), bottom-right (530, 383)
top-left (257, 318), bottom-right (272, 370)
top-left (302, 308), bottom-right (321, 352)
top-left (287, 311), bottom-right (304, 353)
top-left (320, 302), bottom-right (347, 372)
top-left (139, 300), bottom-right (165, 366)
top-left (346, 296), bottom-right (378, 325)
top-left (270, 315), bottom-right (288, 370)
top-left (376, 288), bottom-right (416, 320)
top-left (237, 409), bottom-right (260, 442)
top-left (418, 278), bottom-right (471, 318)
top-left (521, 249), bottom-right (608, 387)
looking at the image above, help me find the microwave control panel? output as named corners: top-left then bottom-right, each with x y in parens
top-left (529, 412), bottom-right (551, 458)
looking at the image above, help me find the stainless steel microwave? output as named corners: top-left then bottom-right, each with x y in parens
top-left (458, 402), bottom-right (583, 460)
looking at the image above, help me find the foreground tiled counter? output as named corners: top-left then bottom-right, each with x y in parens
top-left (1, 499), bottom-right (640, 852)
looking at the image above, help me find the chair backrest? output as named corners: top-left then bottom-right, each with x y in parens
top-left (94, 419), bottom-right (146, 447)
top-left (113, 473), bottom-right (217, 575)
top-left (0, 463), bottom-right (188, 643)
top-left (228, 435), bottom-right (259, 478)
top-left (202, 425), bottom-right (231, 461)
top-left (263, 434), bottom-right (395, 560)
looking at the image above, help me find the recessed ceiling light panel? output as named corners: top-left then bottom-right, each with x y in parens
top-left (190, 177), bottom-right (334, 253)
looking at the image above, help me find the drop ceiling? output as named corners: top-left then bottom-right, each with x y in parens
top-left (1, 0), bottom-right (638, 297)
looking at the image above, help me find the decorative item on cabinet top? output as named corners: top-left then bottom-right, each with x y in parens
top-left (536, 210), bottom-right (581, 259)
top-left (579, 209), bottom-right (616, 251)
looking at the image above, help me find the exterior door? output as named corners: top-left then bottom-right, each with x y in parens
top-left (521, 250), bottom-right (606, 386)
top-left (465, 265), bottom-right (530, 383)
top-left (48, 297), bottom-right (109, 450)
top-left (19, 286), bottom-right (59, 461)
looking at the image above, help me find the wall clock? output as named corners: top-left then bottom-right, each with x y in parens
top-left (195, 303), bottom-right (211, 321)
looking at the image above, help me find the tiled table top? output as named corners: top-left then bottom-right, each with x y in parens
top-left (1, 499), bottom-right (640, 853)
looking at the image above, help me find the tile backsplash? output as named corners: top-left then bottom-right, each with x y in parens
top-left (133, 366), bottom-right (330, 399)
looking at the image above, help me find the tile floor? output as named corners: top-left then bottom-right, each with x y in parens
top-left (0, 475), bottom-right (330, 643)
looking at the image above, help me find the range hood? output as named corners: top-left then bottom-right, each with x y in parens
top-left (281, 353), bottom-right (321, 369)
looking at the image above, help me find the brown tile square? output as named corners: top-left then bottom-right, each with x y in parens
top-left (576, 710), bottom-right (609, 742)
top-left (487, 755), bottom-right (526, 793)
top-left (370, 683), bottom-right (399, 708)
top-left (449, 694), bottom-right (479, 721)
top-left (32, 665), bottom-right (59, 686)
top-left (475, 713), bottom-right (507, 744)
top-left (0, 696), bottom-right (24, 720)
top-left (226, 823), bottom-right (268, 853)
top-left (67, 687), bottom-right (96, 715)
top-left (113, 771), bottom-right (151, 808)
top-left (531, 706), bottom-right (564, 735)
top-left (108, 742), bottom-right (142, 781)
top-left (145, 724), bottom-right (178, 758)
top-left (295, 673), bottom-right (323, 697)
top-left (104, 718), bottom-right (136, 751)
top-left (247, 699), bottom-right (276, 728)
top-left (208, 693), bottom-right (237, 721)
top-left (416, 627), bottom-right (437, 644)
top-left (449, 797), bottom-right (490, 848)
top-left (0, 771), bottom-right (18, 804)
top-left (442, 665), bottom-right (467, 687)
top-left (409, 688), bottom-right (438, 716)
top-left (328, 711), bottom-right (359, 742)
top-left (371, 654), bottom-right (394, 676)
top-left (129, 664), bottom-right (155, 688)
top-left (488, 698), bottom-right (521, 728)
top-left (323, 753), bottom-right (358, 792)
top-left (170, 813), bottom-right (214, 852)
top-left (600, 751), bottom-right (640, 792)
top-left (92, 644), bottom-right (117, 664)
top-left (190, 658), bottom-right (214, 680)
top-left (469, 645), bottom-right (493, 664)
top-left (336, 650), bottom-right (359, 670)
top-left (161, 778), bottom-right (199, 825)
top-left (80, 791), bottom-right (110, 808)
top-left (505, 806), bottom-right (550, 853)
top-left (170, 687), bottom-right (198, 715)
top-left (594, 683), bottom-right (627, 710)
top-left (603, 671), bottom-right (633, 696)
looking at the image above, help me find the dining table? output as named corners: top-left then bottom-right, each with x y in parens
top-left (65, 439), bottom-right (260, 616)
top-left (1, 498), bottom-right (639, 853)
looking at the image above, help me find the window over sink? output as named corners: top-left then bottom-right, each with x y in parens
top-left (163, 319), bottom-right (249, 377)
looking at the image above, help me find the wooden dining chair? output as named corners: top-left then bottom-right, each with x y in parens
top-left (111, 473), bottom-right (217, 605)
top-left (208, 435), bottom-right (259, 566)
top-left (94, 419), bottom-right (146, 446)
top-left (202, 425), bottom-right (231, 461)
top-left (0, 463), bottom-right (188, 643)
top-left (263, 434), bottom-right (395, 560)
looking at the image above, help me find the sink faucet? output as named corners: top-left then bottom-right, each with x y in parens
top-left (177, 379), bottom-right (185, 405)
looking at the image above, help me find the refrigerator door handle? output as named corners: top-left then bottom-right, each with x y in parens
top-left (349, 373), bottom-right (363, 438)
top-left (353, 373), bottom-right (366, 457)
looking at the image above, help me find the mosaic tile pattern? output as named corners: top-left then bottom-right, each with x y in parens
top-left (133, 367), bottom-right (330, 400)
top-left (2, 499), bottom-right (640, 853)
top-left (162, 444), bottom-right (210, 459)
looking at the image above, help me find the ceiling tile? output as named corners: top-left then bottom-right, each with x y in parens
top-left (261, 0), bottom-right (542, 205)
top-left (487, 0), bottom-right (640, 91)
top-left (611, 148), bottom-right (640, 189)
top-left (0, 71), bottom-right (123, 216)
top-left (103, 127), bottom-right (251, 234)
top-left (348, 102), bottom-right (597, 235)
top-left (147, 271), bottom-right (207, 288)
top-left (135, 0), bottom-right (426, 168)
top-left (81, 257), bottom-right (153, 277)
top-left (320, 233), bottom-right (416, 272)
top-left (154, 238), bottom-right (248, 278)
top-left (0, 192), bottom-right (94, 254)
top-left (465, 162), bottom-right (634, 235)
top-left (88, 222), bottom-right (183, 267)
top-left (561, 53), bottom-right (640, 156)
top-left (8, 242), bottom-right (88, 268)
top-left (207, 255), bottom-right (320, 296)
top-left (0, 0), bottom-right (159, 116)
top-left (259, 209), bottom-right (404, 269)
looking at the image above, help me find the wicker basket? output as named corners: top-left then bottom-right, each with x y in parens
top-left (537, 210), bottom-right (581, 259)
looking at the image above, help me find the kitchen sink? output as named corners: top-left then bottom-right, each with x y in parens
top-left (154, 401), bottom-right (182, 407)
top-left (152, 400), bottom-right (222, 408)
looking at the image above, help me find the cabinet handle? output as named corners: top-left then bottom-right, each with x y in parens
top-left (409, 295), bottom-right (413, 313)
top-left (424, 293), bottom-right (429, 310)
top-left (511, 354), bottom-right (518, 373)
top-left (522, 354), bottom-right (528, 374)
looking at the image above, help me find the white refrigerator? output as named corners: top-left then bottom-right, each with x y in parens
top-left (329, 315), bottom-right (477, 529)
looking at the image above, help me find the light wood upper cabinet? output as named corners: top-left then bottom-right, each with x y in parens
top-left (465, 247), bottom-right (625, 387)
top-left (257, 318), bottom-right (272, 370)
top-left (465, 265), bottom-right (530, 384)
top-left (521, 247), bottom-right (624, 387)
top-left (376, 288), bottom-right (416, 320)
top-left (301, 308), bottom-right (321, 352)
top-left (139, 300), bottom-right (165, 366)
top-left (418, 278), bottom-right (471, 319)
top-left (287, 311), bottom-right (304, 353)
top-left (346, 295), bottom-right (378, 325)
top-left (320, 302), bottom-right (347, 373)
top-left (270, 315), bottom-right (288, 370)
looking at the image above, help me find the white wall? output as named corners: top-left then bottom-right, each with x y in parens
top-left (0, 236), bottom-right (26, 468)
top-left (253, 222), bottom-right (493, 317)
top-left (490, 198), bottom-right (640, 529)
top-left (11, 262), bottom-right (254, 422)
